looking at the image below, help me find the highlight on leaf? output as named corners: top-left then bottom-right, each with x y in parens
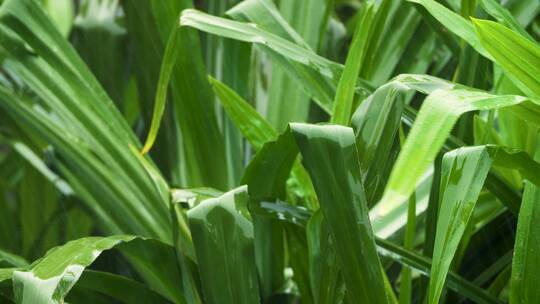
top-left (0, 0), bottom-right (538, 303)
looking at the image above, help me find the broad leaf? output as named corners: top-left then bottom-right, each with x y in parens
top-left (10, 236), bottom-right (184, 304)
top-left (429, 145), bottom-right (540, 304)
top-left (307, 211), bottom-right (345, 304)
top-left (291, 123), bottom-right (388, 303)
top-left (187, 186), bottom-right (259, 304)
top-left (510, 142), bottom-right (540, 304)
top-left (252, 199), bottom-right (503, 304)
top-left (428, 146), bottom-right (494, 304)
top-left (70, 270), bottom-right (171, 304)
top-left (473, 19), bottom-right (540, 98)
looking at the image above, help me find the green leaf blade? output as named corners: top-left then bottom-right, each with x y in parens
top-left (510, 142), bottom-right (540, 304)
top-left (290, 123), bottom-right (389, 304)
top-left (428, 146), bottom-right (494, 304)
top-left (331, 2), bottom-right (375, 125)
top-left (187, 186), bottom-right (260, 304)
top-left (473, 19), bottom-right (540, 99)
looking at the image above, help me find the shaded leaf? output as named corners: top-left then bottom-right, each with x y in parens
top-left (187, 186), bottom-right (259, 304)
top-left (291, 123), bottom-right (388, 303)
top-left (510, 140), bottom-right (540, 304)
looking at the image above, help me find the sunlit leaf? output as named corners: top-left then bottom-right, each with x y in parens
top-left (473, 19), bottom-right (540, 98)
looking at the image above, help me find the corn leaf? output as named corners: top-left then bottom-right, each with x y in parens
top-left (10, 236), bottom-right (184, 304)
top-left (331, 1), bottom-right (375, 125)
top-left (307, 211), bottom-right (345, 304)
top-left (473, 19), bottom-right (540, 98)
top-left (253, 198), bottom-right (502, 304)
top-left (428, 146), bottom-right (494, 304)
top-left (479, 0), bottom-right (533, 40)
top-left (209, 76), bottom-right (276, 148)
top-left (429, 145), bottom-right (540, 304)
top-left (0, 250), bottom-right (28, 269)
top-left (181, 8), bottom-right (342, 111)
top-left (378, 85), bottom-right (540, 217)
top-left (290, 123), bottom-right (388, 303)
top-left (510, 142), bottom-right (540, 304)
top-left (0, 0), bottom-right (171, 242)
top-left (137, 1), bottom-right (230, 189)
top-left (187, 186), bottom-right (259, 304)
top-left (407, 0), bottom-right (488, 57)
top-left (71, 270), bottom-right (171, 304)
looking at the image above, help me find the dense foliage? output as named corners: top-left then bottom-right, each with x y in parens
top-left (0, 0), bottom-right (539, 303)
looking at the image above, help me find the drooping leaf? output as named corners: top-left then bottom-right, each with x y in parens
top-left (407, 0), bottom-right (488, 57)
top-left (0, 0), bottom-right (172, 242)
top-left (378, 85), bottom-right (540, 218)
top-left (428, 145), bottom-right (540, 304)
top-left (181, 8), bottom-right (342, 111)
top-left (10, 236), bottom-right (184, 304)
top-left (407, 0), bottom-right (540, 98)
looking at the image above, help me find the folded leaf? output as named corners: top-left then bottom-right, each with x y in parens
top-left (290, 123), bottom-right (388, 303)
top-left (187, 186), bottom-right (260, 304)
